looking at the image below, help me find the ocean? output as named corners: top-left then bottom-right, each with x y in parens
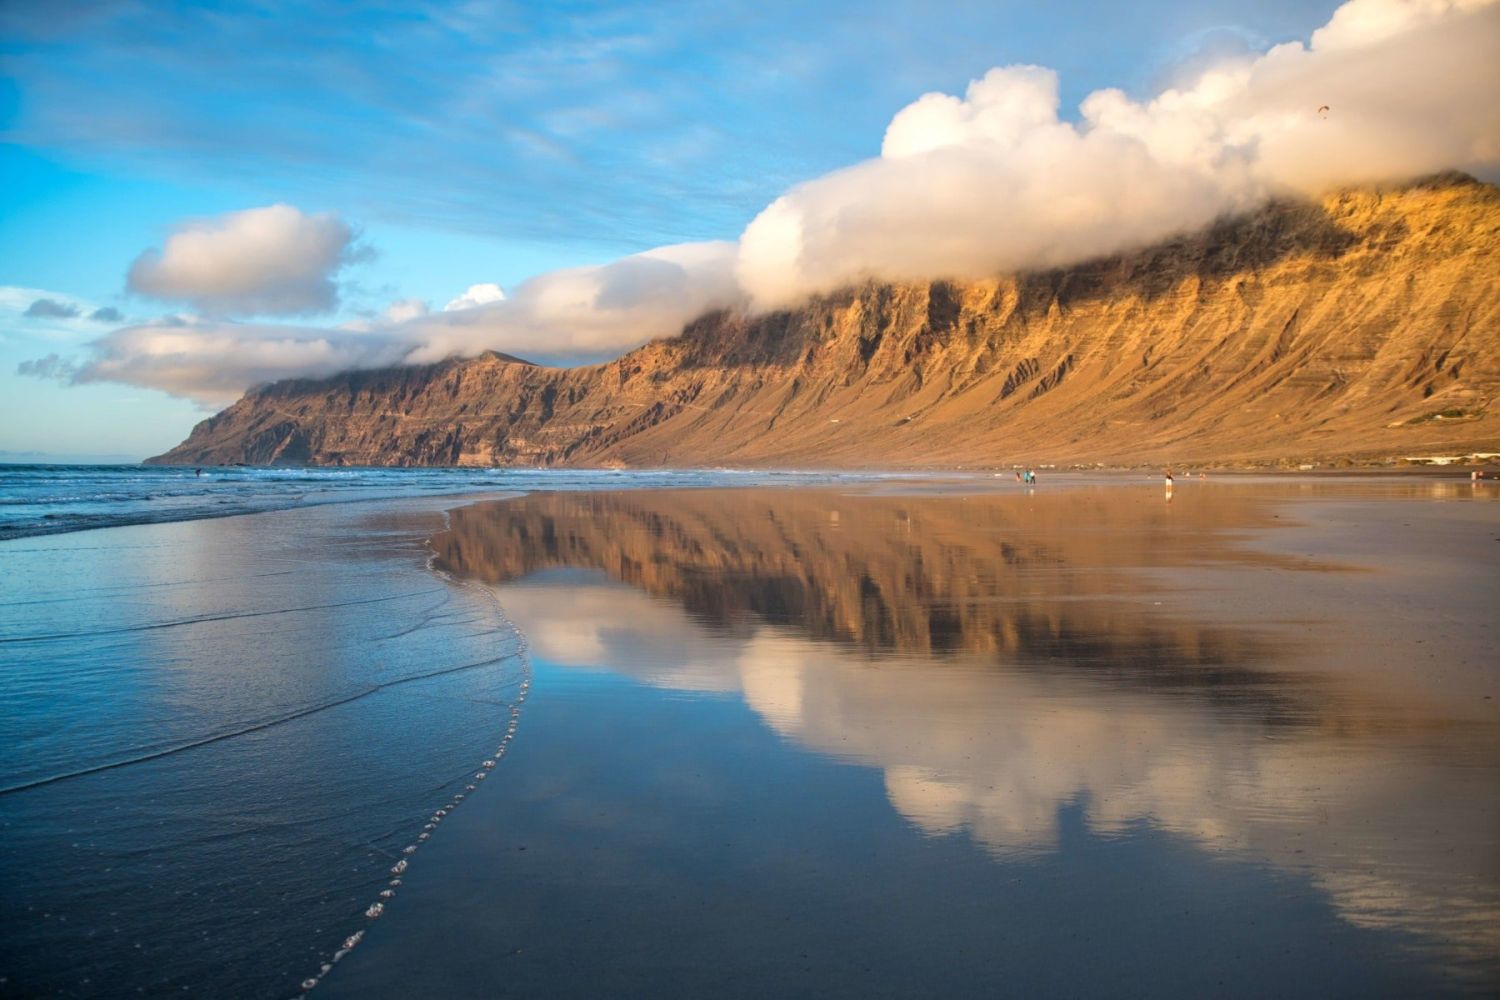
top-left (0, 463), bottom-right (914, 540)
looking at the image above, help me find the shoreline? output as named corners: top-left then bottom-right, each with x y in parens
top-left (5, 466), bottom-right (1497, 544)
top-left (134, 457), bottom-right (1500, 474)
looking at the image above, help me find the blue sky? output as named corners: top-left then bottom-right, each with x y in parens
top-left (1, 0), bottom-right (1352, 460)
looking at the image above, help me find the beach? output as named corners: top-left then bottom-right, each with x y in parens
top-left (321, 478), bottom-right (1499, 997)
top-left (2, 474), bottom-right (1497, 997)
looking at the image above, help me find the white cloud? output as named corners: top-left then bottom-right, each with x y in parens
top-left (54, 241), bottom-right (740, 405)
top-left (383, 298), bottom-right (430, 323)
top-left (126, 204), bottom-right (364, 316)
top-left (443, 282), bottom-right (507, 311)
top-left (71, 319), bottom-right (407, 407)
top-left (400, 240), bottom-right (741, 364)
top-left (1310, 0), bottom-right (1494, 49)
top-left (736, 0), bottom-right (1500, 307)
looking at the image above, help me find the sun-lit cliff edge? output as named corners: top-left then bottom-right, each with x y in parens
top-left (149, 174), bottom-right (1500, 468)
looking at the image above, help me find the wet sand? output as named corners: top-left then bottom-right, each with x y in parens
top-left (318, 479), bottom-right (1499, 997)
top-left (0, 496), bottom-right (527, 998)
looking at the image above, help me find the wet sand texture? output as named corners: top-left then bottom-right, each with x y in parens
top-left (0, 499), bottom-right (527, 998)
top-left (322, 482), bottom-right (1499, 998)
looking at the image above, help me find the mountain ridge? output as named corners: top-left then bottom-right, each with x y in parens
top-left (150, 174), bottom-right (1500, 468)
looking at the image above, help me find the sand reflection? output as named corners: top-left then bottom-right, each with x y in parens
top-left (434, 487), bottom-right (1500, 979)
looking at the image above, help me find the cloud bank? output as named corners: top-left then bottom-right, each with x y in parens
top-left (737, 0), bottom-right (1500, 306)
top-left (398, 241), bottom-right (740, 366)
top-left (127, 204), bottom-right (364, 316)
top-left (24, 0), bottom-right (1500, 404)
top-left (443, 283), bottom-right (507, 312)
top-left (70, 241), bottom-right (740, 406)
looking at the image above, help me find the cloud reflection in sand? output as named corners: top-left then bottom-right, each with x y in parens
top-left (435, 487), bottom-right (1500, 980)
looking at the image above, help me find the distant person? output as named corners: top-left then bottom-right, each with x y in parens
top-left (195, 468), bottom-right (202, 477)
top-left (1015, 471), bottom-right (1023, 483)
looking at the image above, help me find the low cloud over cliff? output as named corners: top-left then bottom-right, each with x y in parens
top-left (738, 0), bottom-right (1500, 306)
top-left (69, 241), bottom-right (740, 406)
top-left (25, 0), bottom-right (1500, 405)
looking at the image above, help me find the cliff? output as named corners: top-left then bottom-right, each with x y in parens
top-left (150, 174), bottom-right (1500, 468)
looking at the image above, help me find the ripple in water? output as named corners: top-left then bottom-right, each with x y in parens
top-left (0, 499), bottom-right (530, 997)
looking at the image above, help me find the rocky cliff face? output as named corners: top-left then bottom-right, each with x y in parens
top-left (150, 175), bottom-right (1500, 468)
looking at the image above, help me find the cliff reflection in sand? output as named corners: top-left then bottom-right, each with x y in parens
top-left (432, 486), bottom-right (1499, 983)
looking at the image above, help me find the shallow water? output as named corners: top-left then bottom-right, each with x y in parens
top-left (323, 482), bottom-right (1500, 997)
top-left (0, 464), bottom-right (923, 540)
top-left (0, 498), bottom-right (529, 997)
top-left (2, 476), bottom-right (1497, 997)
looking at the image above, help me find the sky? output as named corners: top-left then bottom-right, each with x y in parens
top-left (2, 0), bottom-right (1495, 461)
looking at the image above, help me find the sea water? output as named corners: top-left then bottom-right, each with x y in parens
top-left (0, 463), bottom-right (919, 540)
